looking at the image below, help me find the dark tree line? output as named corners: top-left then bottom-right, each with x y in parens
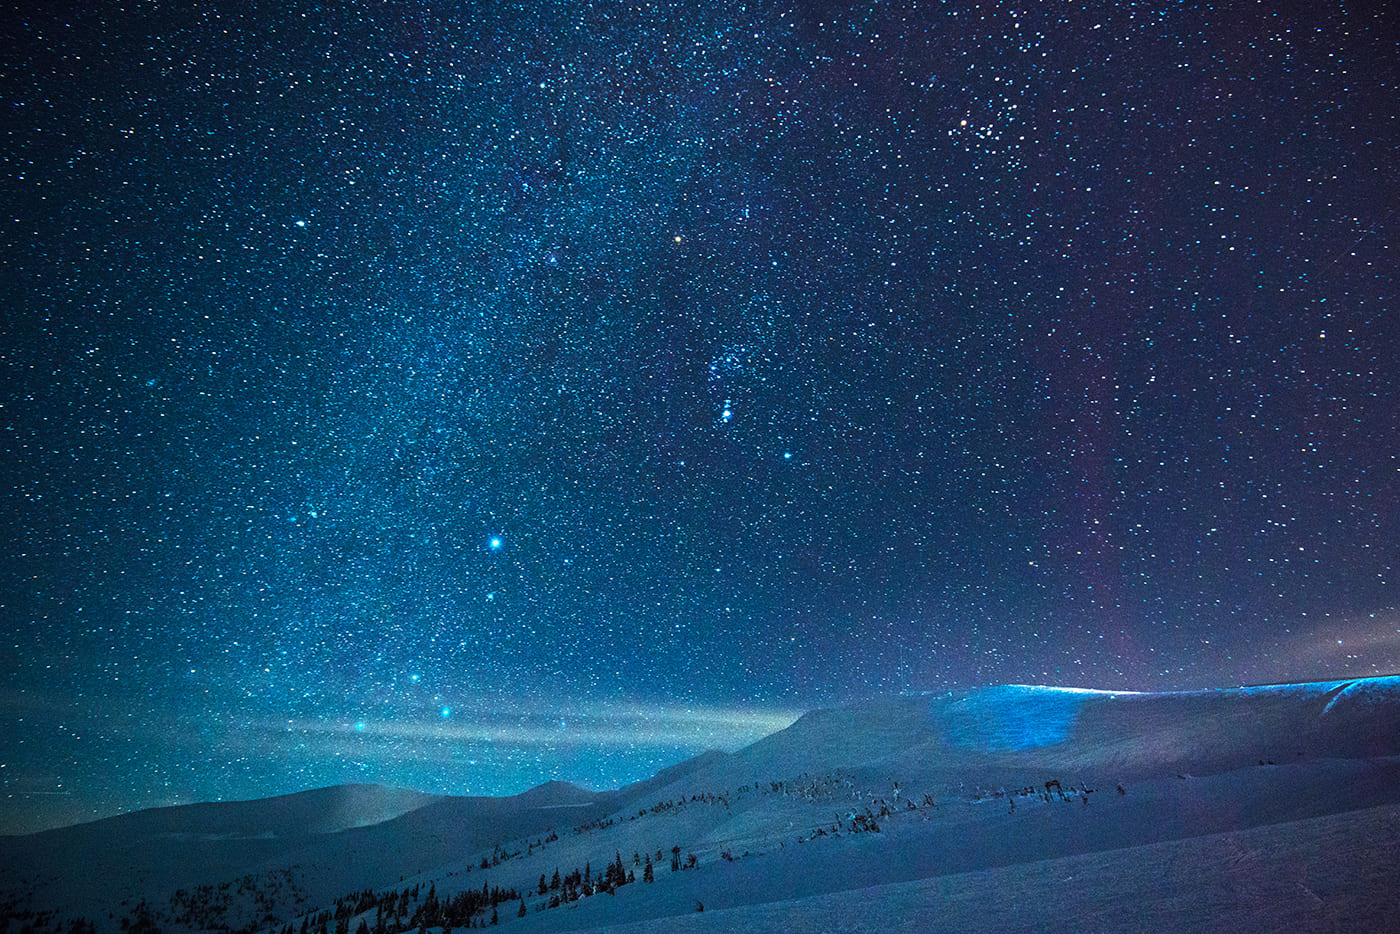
top-left (276, 879), bottom-right (520, 934)
top-left (530, 851), bottom-right (637, 908)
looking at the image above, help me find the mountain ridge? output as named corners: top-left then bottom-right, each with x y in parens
top-left (4, 675), bottom-right (1400, 933)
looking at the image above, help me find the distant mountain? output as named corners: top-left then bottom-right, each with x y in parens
top-left (9, 784), bottom-right (445, 846)
top-left (751, 675), bottom-right (1400, 767)
top-left (4, 676), bottom-right (1399, 934)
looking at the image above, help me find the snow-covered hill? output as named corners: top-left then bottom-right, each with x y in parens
top-left (4, 676), bottom-right (1399, 933)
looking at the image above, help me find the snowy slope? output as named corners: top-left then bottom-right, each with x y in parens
top-left (563, 802), bottom-right (1400, 934)
top-left (0, 780), bottom-right (614, 926)
top-left (3, 676), bottom-right (1398, 934)
top-left (693, 676), bottom-right (1400, 786)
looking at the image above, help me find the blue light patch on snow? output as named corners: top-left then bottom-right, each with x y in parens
top-left (938, 685), bottom-right (1127, 751)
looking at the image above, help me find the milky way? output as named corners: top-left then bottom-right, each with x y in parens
top-left (2, 1), bottom-right (1395, 832)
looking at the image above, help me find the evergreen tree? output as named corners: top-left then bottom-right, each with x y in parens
top-left (643, 856), bottom-right (654, 883)
top-left (123, 902), bottom-right (160, 934)
top-left (613, 851), bottom-right (626, 886)
top-left (517, 901), bottom-right (527, 919)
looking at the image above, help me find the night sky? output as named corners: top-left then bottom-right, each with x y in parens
top-left (2, 0), bottom-right (1396, 834)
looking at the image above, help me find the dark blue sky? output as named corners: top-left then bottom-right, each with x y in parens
top-left (2, 0), bottom-right (1396, 833)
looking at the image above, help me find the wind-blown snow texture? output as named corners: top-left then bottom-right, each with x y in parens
top-left (3, 676), bottom-right (1399, 933)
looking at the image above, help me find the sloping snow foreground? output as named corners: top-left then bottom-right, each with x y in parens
top-left (562, 803), bottom-right (1400, 934)
top-left (4, 676), bottom-right (1399, 934)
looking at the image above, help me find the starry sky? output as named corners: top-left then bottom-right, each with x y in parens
top-left (2, 0), bottom-right (1396, 834)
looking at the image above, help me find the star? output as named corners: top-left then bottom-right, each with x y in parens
top-left (1, 0), bottom-right (1392, 835)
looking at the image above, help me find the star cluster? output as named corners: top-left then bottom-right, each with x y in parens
top-left (1, 0), bottom-right (1396, 832)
